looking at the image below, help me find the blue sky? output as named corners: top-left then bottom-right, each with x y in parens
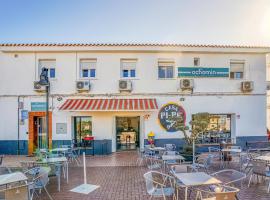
top-left (0, 0), bottom-right (270, 45)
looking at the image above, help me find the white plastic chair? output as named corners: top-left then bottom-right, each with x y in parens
top-left (143, 171), bottom-right (176, 200)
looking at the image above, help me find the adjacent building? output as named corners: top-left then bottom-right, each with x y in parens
top-left (0, 43), bottom-right (269, 155)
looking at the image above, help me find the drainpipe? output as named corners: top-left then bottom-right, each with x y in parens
top-left (17, 96), bottom-right (20, 155)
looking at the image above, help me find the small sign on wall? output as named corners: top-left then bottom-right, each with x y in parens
top-left (21, 110), bottom-right (28, 120)
top-left (56, 123), bottom-right (67, 134)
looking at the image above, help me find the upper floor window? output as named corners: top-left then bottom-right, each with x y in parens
top-left (80, 59), bottom-right (96, 78)
top-left (230, 60), bottom-right (244, 79)
top-left (158, 61), bottom-right (174, 79)
top-left (38, 60), bottom-right (56, 79)
top-left (194, 57), bottom-right (200, 66)
top-left (121, 59), bottom-right (137, 78)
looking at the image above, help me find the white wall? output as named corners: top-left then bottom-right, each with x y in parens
top-left (0, 51), bottom-right (267, 95)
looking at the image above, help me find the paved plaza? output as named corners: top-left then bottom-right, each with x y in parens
top-left (1, 151), bottom-right (270, 200)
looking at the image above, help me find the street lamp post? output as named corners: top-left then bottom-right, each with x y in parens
top-left (39, 68), bottom-right (50, 149)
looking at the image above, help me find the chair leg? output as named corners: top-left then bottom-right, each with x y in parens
top-left (248, 174), bottom-right (253, 187)
top-left (44, 187), bottom-right (53, 200)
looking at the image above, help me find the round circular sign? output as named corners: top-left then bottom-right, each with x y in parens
top-left (158, 103), bottom-right (186, 132)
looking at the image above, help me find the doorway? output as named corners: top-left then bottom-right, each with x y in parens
top-left (73, 116), bottom-right (92, 145)
top-left (28, 112), bottom-right (52, 155)
top-left (116, 116), bottom-right (140, 151)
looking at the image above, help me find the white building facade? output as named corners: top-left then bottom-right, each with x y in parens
top-left (0, 43), bottom-right (269, 155)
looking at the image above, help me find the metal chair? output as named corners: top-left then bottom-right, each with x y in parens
top-left (211, 169), bottom-right (246, 188)
top-left (164, 144), bottom-right (176, 151)
top-left (24, 166), bottom-right (53, 200)
top-left (143, 171), bottom-right (176, 200)
top-left (195, 185), bottom-right (240, 200)
top-left (190, 154), bottom-right (214, 173)
top-left (248, 159), bottom-right (270, 192)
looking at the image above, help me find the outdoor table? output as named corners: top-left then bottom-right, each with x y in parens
top-left (149, 147), bottom-right (166, 151)
top-left (162, 155), bottom-right (185, 161)
top-left (0, 172), bottom-right (27, 186)
top-left (254, 155), bottom-right (270, 162)
top-left (51, 147), bottom-right (70, 156)
top-left (173, 172), bottom-right (221, 200)
top-left (41, 157), bottom-right (68, 191)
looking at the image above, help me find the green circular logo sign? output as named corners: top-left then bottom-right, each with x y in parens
top-left (158, 103), bottom-right (186, 132)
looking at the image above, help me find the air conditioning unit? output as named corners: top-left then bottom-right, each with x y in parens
top-left (119, 80), bottom-right (132, 92)
top-left (76, 81), bottom-right (90, 92)
top-left (241, 81), bottom-right (254, 92)
top-left (33, 81), bottom-right (46, 92)
top-left (180, 79), bottom-right (194, 90)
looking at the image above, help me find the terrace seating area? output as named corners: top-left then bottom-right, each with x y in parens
top-left (1, 143), bottom-right (270, 199)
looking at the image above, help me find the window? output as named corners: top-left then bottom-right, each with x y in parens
top-left (193, 114), bottom-right (232, 144)
top-left (194, 57), bottom-right (200, 66)
top-left (80, 59), bottom-right (97, 78)
top-left (230, 60), bottom-right (244, 79)
top-left (121, 59), bottom-right (137, 78)
top-left (38, 60), bottom-right (56, 79)
top-left (158, 61), bottom-right (174, 79)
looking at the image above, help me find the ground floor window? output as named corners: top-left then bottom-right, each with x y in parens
top-left (116, 116), bottom-right (140, 151)
top-left (73, 116), bottom-right (92, 145)
top-left (195, 114), bottom-right (232, 144)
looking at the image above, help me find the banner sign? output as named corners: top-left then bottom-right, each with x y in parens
top-left (178, 67), bottom-right (229, 78)
top-left (31, 102), bottom-right (47, 111)
top-left (158, 103), bottom-right (186, 132)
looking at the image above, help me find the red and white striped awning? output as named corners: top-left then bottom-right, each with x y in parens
top-left (59, 98), bottom-right (158, 111)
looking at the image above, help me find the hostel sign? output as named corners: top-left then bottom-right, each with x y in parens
top-left (178, 67), bottom-right (229, 78)
top-left (158, 103), bottom-right (186, 132)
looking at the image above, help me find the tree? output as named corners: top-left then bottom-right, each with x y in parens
top-left (174, 112), bottom-right (211, 145)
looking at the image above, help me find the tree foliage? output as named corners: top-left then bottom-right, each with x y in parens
top-left (173, 112), bottom-right (211, 145)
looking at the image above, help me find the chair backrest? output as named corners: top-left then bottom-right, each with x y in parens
top-left (251, 159), bottom-right (268, 176)
top-left (229, 146), bottom-right (241, 150)
top-left (33, 167), bottom-right (50, 188)
top-left (211, 169), bottom-right (246, 186)
top-left (143, 171), bottom-right (155, 195)
top-left (170, 165), bottom-right (185, 174)
top-left (164, 151), bottom-right (176, 155)
top-left (0, 155), bottom-right (3, 165)
top-left (164, 144), bottom-right (176, 151)
top-left (208, 147), bottom-right (220, 152)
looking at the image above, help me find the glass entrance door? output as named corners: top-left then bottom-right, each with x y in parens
top-left (37, 117), bottom-right (47, 149)
top-left (116, 116), bottom-right (140, 151)
top-left (73, 116), bottom-right (92, 145)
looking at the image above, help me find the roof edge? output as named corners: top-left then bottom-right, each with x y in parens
top-left (0, 43), bottom-right (269, 49)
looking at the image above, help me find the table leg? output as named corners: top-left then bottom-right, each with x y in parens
top-left (66, 161), bottom-right (69, 183)
top-left (185, 187), bottom-right (188, 200)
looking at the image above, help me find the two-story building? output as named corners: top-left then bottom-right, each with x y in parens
top-left (0, 43), bottom-right (269, 155)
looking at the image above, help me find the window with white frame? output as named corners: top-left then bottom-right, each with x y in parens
top-left (158, 61), bottom-right (174, 79)
top-left (194, 57), bottom-right (200, 66)
top-left (230, 60), bottom-right (244, 79)
top-left (120, 59), bottom-right (137, 78)
top-left (80, 59), bottom-right (97, 78)
top-left (38, 60), bottom-right (56, 79)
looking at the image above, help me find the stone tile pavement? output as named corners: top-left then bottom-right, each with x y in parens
top-left (2, 151), bottom-right (270, 199)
